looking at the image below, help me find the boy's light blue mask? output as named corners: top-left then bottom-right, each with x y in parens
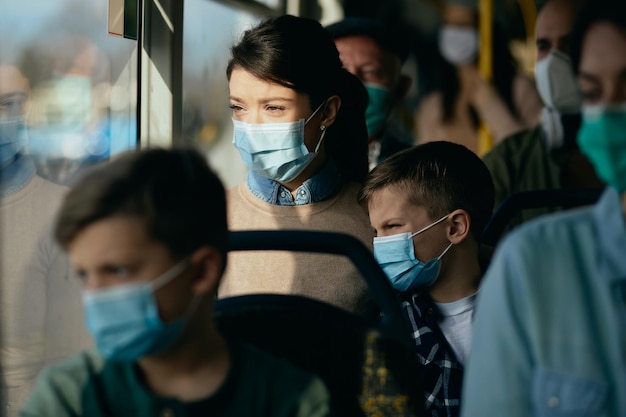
top-left (0, 116), bottom-right (28, 167)
top-left (82, 259), bottom-right (194, 362)
top-left (364, 83), bottom-right (390, 137)
top-left (578, 103), bottom-right (626, 192)
top-left (373, 214), bottom-right (453, 292)
top-left (232, 101), bottom-right (326, 183)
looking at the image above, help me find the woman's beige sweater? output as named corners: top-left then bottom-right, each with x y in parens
top-left (219, 181), bottom-right (375, 315)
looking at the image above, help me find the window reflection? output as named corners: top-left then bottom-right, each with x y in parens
top-left (183, 0), bottom-right (262, 187)
top-left (0, 1), bottom-right (136, 415)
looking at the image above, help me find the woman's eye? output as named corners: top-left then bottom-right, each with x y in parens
top-left (75, 269), bottom-right (88, 281)
top-left (229, 104), bottom-right (244, 113)
top-left (113, 267), bottom-right (129, 276)
top-left (265, 105), bottom-right (285, 113)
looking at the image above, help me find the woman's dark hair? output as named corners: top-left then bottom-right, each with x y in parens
top-left (570, 0), bottom-right (626, 76)
top-left (438, 22), bottom-right (519, 125)
top-left (227, 15), bottom-right (369, 183)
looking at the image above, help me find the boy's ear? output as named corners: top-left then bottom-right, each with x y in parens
top-left (189, 246), bottom-right (223, 296)
top-left (320, 95), bottom-right (341, 128)
top-left (446, 209), bottom-right (471, 244)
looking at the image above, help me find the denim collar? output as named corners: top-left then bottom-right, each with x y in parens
top-left (592, 187), bottom-right (626, 283)
top-left (0, 154), bottom-right (36, 198)
top-left (246, 160), bottom-right (341, 206)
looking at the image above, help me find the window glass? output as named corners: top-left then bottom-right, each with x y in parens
top-left (0, 1), bottom-right (136, 415)
top-left (184, 0), bottom-right (263, 187)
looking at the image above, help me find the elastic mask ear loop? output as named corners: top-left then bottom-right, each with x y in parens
top-left (305, 100), bottom-right (327, 125)
top-left (304, 99), bottom-right (328, 153)
top-left (151, 258), bottom-right (190, 291)
top-left (409, 213), bottom-right (451, 238)
top-left (314, 125), bottom-right (326, 153)
top-left (437, 242), bottom-right (454, 260)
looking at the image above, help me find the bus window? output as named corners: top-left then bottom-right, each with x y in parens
top-left (183, 0), bottom-right (265, 187)
top-left (0, 1), bottom-right (136, 415)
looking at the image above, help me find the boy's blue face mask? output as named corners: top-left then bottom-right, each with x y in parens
top-left (373, 214), bottom-right (453, 292)
top-left (578, 103), bottom-right (626, 191)
top-left (0, 116), bottom-right (27, 167)
top-left (364, 83), bottom-right (390, 137)
top-left (232, 101), bottom-right (326, 183)
top-left (82, 259), bottom-right (195, 362)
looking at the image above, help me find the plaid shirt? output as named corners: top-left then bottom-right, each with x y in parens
top-left (400, 291), bottom-right (464, 417)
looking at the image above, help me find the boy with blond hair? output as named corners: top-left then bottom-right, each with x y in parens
top-left (358, 141), bottom-right (494, 417)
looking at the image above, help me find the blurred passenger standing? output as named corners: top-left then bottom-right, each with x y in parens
top-left (482, 0), bottom-right (603, 233)
top-left (20, 148), bottom-right (331, 417)
top-left (415, 0), bottom-right (542, 153)
top-left (0, 64), bottom-right (90, 417)
top-left (358, 142), bottom-right (494, 417)
top-left (219, 15), bottom-right (375, 315)
top-left (327, 17), bottom-right (414, 170)
top-left (462, 2), bottom-right (626, 415)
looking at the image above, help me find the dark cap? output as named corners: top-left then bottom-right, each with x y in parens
top-left (326, 17), bottom-right (410, 63)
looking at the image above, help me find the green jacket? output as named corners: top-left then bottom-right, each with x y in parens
top-left (482, 126), bottom-right (563, 234)
top-left (20, 341), bottom-right (331, 417)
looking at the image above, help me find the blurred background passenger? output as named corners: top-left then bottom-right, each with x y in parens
top-left (415, 0), bottom-right (542, 153)
top-left (0, 64), bottom-right (91, 417)
top-left (461, 1), bottom-right (626, 415)
top-left (19, 32), bottom-right (117, 185)
top-left (482, 0), bottom-right (603, 234)
top-left (327, 17), bottom-right (414, 170)
top-left (219, 15), bottom-right (375, 316)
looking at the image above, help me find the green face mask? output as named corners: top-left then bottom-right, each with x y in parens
top-left (577, 103), bottom-right (626, 191)
top-left (364, 83), bottom-right (390, 137)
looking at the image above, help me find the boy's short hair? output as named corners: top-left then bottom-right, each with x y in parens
top-left (358, 141), bottom-right (495, 238)
top-left (55, 148), bottom-right (228, 270)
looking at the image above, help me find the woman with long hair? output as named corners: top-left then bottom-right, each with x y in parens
top-left (219, 15), bottom-right (375, 315)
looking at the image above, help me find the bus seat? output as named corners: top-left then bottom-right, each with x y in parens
top-left (481, 188), bottom-right (603, 247)
top-left (215, 230), bottom-right (422, 417)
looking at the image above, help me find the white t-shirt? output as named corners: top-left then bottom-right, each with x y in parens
top-left (434, 293), bottom-right (477, 365)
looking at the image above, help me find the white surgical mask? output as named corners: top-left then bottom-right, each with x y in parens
top-left (535, 50), bottom-right (582, 114)
top-left (439, 26), bottom-right (478, 65)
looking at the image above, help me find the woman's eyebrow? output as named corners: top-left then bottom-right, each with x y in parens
top-left (258, 97), bottom-right (295, 104)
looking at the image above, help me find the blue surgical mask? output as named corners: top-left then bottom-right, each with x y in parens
top-left (232, 101), bottom-right (326, 183)
top-left (364, 83), bottom-right (390, 137)
top-left (82, 259), bottom-right (194, 362)
top-left (0, 117), bottom-right (27, 167)
top-left (578, 103), bottom-right (626, 191)
top-left (373, 214), bottom-right (453, 292)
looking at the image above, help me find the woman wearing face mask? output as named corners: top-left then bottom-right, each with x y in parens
top-left (461, 2), bottom-right (626, 415)
top-left (218, 15), bottom-right (375, 316)
top-left (415, 0), bottom-right (543, 154)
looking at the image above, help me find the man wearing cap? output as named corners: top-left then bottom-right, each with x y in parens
top-left (327, 17), bottom-right (413, 170)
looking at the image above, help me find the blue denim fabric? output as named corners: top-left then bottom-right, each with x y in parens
top-left (461, 187), bottom-right (626, 417)
top-left (246, 160), bottom-right (340, 206)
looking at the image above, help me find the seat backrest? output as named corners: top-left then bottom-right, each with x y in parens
top-left (481, 188), bottom-right (603, 247)
top-left (216, 230), bottom-right (422, 416)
